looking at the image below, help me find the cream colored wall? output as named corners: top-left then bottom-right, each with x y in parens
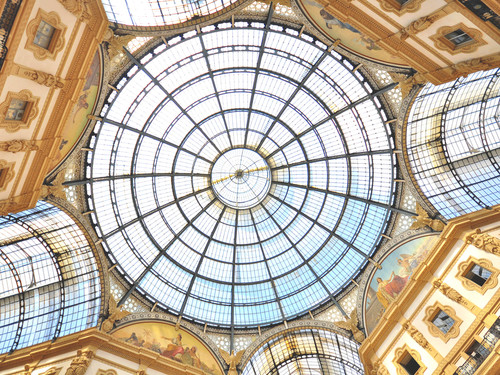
top-left (0, 0), bottom-right (80, 200)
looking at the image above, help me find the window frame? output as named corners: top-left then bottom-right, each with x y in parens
top-left (457, 256), bottom-right (499, 294)
top-left (393, 345), bottom-right (426, 375)
top-left (424, 301), bottom-right (462, 343)
top-left (0, 90), bottom-right (39, 132)
top-left (25, 9), bottom-right (66, 60)
top-left (430, 23), bottom-right (486, 55)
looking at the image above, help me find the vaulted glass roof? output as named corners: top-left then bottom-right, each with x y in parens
top-left (86, 20), bottom-right (398, 328)
top-left (102, 0), bottom-right (242, 27)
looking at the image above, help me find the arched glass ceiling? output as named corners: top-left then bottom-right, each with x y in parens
top-left (102, 0), bottom-right (242, 27)
top-left (405, 68), bottom-right (500, 219)
top-left (242, 328), bottom-right (363, 375)
top-left (0, 202), bottom-right (101, 354)
top-left (86, 21), bottom-right (397, 328)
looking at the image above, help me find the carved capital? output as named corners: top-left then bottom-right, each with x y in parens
top-left (65, 350), bottom-right (94, 375)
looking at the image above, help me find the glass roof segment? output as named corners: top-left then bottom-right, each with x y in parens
top-left (406, 68), bottom-right (500, 219)
top-left (0, 202), bottom-right (101, 354)
top-left (86, 21), bottom-right (397, 328)
top-left (102, 0), bottom-right (242, 27)
top-left (242, 328), bottom-right (364, 375)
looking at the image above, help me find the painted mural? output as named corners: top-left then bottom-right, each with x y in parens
top-left (112, 321), bottom-right (223, 374)
top-left (364, 234), bottom-right (439, 334)
top-left (48, 50), bottom-right (102, 171)
top-left (295, 0), bottom-right (407, 67)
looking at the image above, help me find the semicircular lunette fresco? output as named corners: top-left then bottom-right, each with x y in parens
top-left (112, 321), bottom-right (223, 375)
top-left (363, 234), bottom-right (439, 335)
top-left (48, 49), bottom-right (102, 172)
top-left (295, 0), bottom-right (408, 67)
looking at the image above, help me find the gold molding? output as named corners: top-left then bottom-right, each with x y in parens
top-left (25, 9), bottom-right (67, 60)
top-left (0, 90), bottom-right (40, 132)
top-left (377, 0), bottom-right (425, 16)
top-left (430, 23), bottom-right (486, 55)
top-left (457, 256), bottom-right (499, 295)
top-left (424, 301), bottom-right (462, 343)
top-left (96, 370), bottom-right (118, 375)
top-left (393, 344), bottom-right (426, 375)
top-left (0, 159), bottom-right (15, 191)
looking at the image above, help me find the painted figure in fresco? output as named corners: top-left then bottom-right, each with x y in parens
top-left (162, 333), bottom-right (185, 359)
top-left (376, 271), bottom-right (409, 308)
top-left (318, 8), bottom-right (381, 51)
top-left (125, 332), bottom-right (139, 345)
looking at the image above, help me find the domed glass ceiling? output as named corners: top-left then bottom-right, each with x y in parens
top-left (86, 21), bottom-right (397, 328)
top-left (102, 0), bottom-right (241, 27)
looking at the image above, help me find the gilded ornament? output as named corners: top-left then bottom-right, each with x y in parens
top-left (389, 73), bottom-right (427, 98)
top-left (40, 367), bottom-right (61, 375)
top-left (101, 295), bottom-right (130, 333)
top-left (400, 15), bottom-right (439, 40)
top-left (23, 69), bottom-right (64, 88)
top-left (65, 350), bottom-right (93, 375)
top-left (333, 310), bottom-right (365, 343)
top-left (57, 0), bottom-right (91, 21)
top-left (0, 140), bottom-right (38, 153)
top-left (103, 30), bottom-right (135, 60)
top-left (409, 203), bottom-right (445, 231)
top-left (466, 229), bottom-right (500, 255)
top-left (219, 349), bottom-right (245, 375)
top-left (39, 171), bottom-right (67, 200)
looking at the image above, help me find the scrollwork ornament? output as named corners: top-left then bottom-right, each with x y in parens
top-left (400, 14), bottom-right (440, 40)
top-left (466, 229), bottom-right (500, 255)
top-left (0, 140), bottom-right (39, 153)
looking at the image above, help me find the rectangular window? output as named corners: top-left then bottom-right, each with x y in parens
top-left (444, 29), bottom-right (473, 46)
top-left (465, 339), bottom-right (489, 361)
top-left (465, 263), bottom-right (492, 286)
top-left (34, 20), bottom-right (56, 50)
top-left (5, 99), bottom-right (28, 121)
top-left (400, 352), bottom-right (420, 375)
top-left (432, 309), bottom-right (455, 334)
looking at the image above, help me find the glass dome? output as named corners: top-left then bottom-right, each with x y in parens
top-left (86, 21), bottom-right (397, 328)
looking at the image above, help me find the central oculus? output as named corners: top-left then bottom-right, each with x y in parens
top-left (211, 148), bottom-right (271, 209)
